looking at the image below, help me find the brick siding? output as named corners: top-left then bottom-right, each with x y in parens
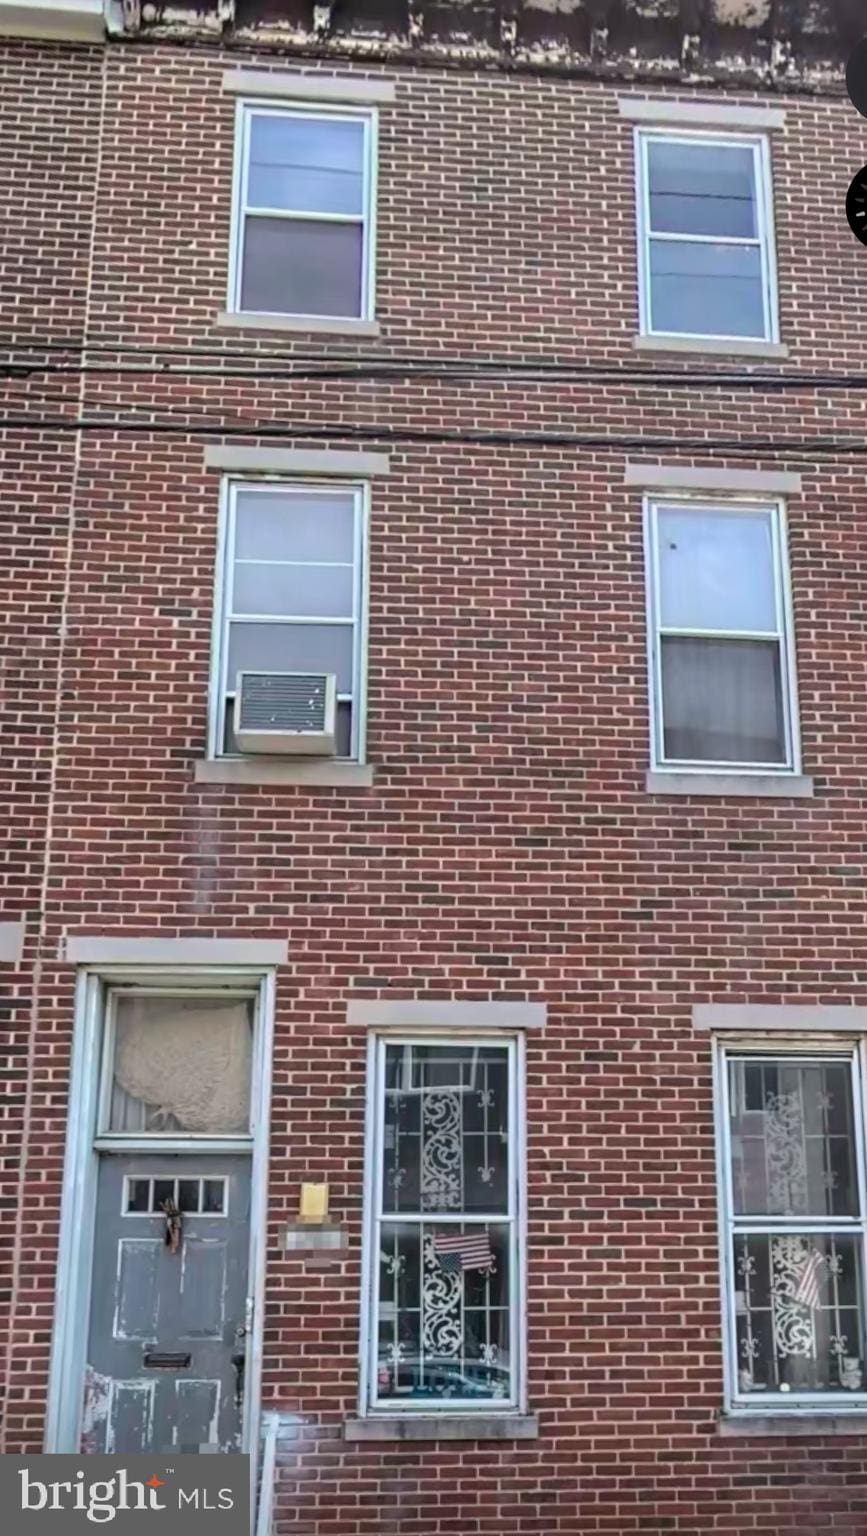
top-left (3, 34), bottom-right (867, 1534)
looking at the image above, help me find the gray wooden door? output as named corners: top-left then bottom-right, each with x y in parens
top-left (81, 1154), bottom-right (250, 1454)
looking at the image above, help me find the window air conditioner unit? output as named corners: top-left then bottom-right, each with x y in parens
top-left (233, 671), bottom-right (337, 756)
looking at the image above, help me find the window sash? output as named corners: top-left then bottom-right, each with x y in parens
top-left (230, 102), bottom-right (376, 321)
top-left (364, 1035), bottom-right (523, 1414)
top-left (717, 1043), bottom-right (867, 1409)
top-left (210, 480), bottom-right (367, 762)
top-left (644, 497), bottom-right (799, 773)
top-left (636, 129), bottom-right (778, 343)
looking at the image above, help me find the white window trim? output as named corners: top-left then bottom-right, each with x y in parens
top-left (643, 494), bottom-right (802, 777)
top-left (207, 476), bottom-right (370, 764)
top-left (634, 126), bottom-right (780, 346)
top-left (227, 97), bottom-right (378, 324)
top-left (714, 1037), bottom-right (867, 1417)
top-left (358, 1030), bottom-right (528, 1418)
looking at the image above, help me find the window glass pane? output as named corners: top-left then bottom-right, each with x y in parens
top-left (241, 216), bottom-right (363, 318)
top-left (234, 492), bottom-right (355, 564)
top-left (657, 508), bottom-right (777, 633)
top-left (203, 1180), bottom-right (226, 1214)
top-left (647, 140), bottom-right (758, 238)
top-left (153, 1179), bottom-right (175, 1211)
top-left (377, 1222), bottom-right (511, 1403)
top-left (227, 622), bottom-right (353, 693)
top-left (660, 636), bottom-right (785, 764)
top-left (733, 1234), bottom-right (865, 1395)
top-left (382, 1045), bottom-right (510, 1216)
top-left (247, 114), bottom-right (365, 216)
top-left (728, 1059), bottom-right (858, 1218)
top-left (649, 239), bottom-right (765, 337)
top-left (232, 562), bottom-right (354, 620)
top-left (178, 1180), bottom-right (200, 1214)
top-left (109, 997), bottom-right (253, 1134)
top-left (126, 1179), bottom-right (150, 1213)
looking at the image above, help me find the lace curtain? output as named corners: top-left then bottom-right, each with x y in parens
top-left (110, 996), bottom-right (253, 1134)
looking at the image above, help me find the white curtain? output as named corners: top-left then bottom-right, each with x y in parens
top-left (111, 996), bottom-right (252, 1134)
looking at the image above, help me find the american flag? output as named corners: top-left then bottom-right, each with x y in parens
top-left (433, 1230), bottom-right (495, 1274)
top-left (794, 1248), bottom-right (824, 1309)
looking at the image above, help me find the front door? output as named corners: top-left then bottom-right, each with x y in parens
top-left (81, 1154), bottom-right (250, 1454)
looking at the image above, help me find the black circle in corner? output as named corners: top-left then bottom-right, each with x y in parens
top-left (846, 37), bottom-right (867, 119)
top-left (846, 166), bottom-right (867, 247)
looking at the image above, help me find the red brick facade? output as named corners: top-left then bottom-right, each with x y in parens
top-left (4, 19), bottom-right (867, 1533)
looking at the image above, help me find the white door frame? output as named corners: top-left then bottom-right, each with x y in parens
top-left (45, 964), bottom-right (275, 1490)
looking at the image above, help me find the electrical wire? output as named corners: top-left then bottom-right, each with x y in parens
top-left (2, 331), bottom-right (867, 393)
top-left (1, 411), bottom-right (867, 458)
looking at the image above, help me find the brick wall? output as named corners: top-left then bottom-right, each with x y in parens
top-left (3, 35), bottom-right (867, 1533)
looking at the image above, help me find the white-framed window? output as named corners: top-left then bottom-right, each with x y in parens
top-left (635, 129), bottom-right (779, 342)
top-left (208, 479), bottom-right (368, 761)
top-left (716, 1041), bottom-right (867, 1411)
top-left (643, 497), bottom-right (801, 774)
top-left (360, 1036), bottom-right (525, 1414)
top-left (228, 100), bottom-right (378, 321)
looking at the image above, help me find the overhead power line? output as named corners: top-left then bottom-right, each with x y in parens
top-left (2, 331), bottom-right (867, 393)
top-left (2, 412), bottom-right (867, 459)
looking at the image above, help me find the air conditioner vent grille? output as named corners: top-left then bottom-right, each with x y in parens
top-left (237, 672), bottom-right (329, 732)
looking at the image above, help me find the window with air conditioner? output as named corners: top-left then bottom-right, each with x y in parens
top-left (228, 101), bottom-right (377, 322)
top-left (635, 129), bottom-right (779, 343)
top-left (644, 498), bottom-right (801, 775)
top-left (209, 480), bottom-right (368, 761)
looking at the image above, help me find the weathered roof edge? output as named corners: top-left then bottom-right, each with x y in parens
top-left (111, 3), bottom-right (856, 97)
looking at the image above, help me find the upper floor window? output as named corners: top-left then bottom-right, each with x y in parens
top-left (229, 102), bottom-right (377, 321)
top-left (644, 499), bottom-right (800, 773)
top-left (209, 480), bottom-right (367, 761)
top-left (718, 1045), bottom-right (867, 1410)
top-left (362, 1038), bottom-right (523, 1413)
top-left (635, 130), bottom-right (779, 342)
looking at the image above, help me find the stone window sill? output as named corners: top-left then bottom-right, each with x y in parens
top-left (194, 759), bottom-right (374, 788)
top-left (646, 771), bottom-right (814, 799)
top-left (343, 1414), bottom-right (539, 1442)
top-left (718, 1413), bottom-right (867, 1438)
top-left (634, 334), bottom-right (788, 360)
top-left (215, 311), bottom-right (381, 338)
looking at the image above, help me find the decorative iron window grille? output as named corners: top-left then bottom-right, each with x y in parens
top-left (364, 1039), bottom-right (522, 1412)
top-left (719, 1047), bottom-right (867, 1410)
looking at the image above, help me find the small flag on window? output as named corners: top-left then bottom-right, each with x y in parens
top-left (794, 1249), bottom-right (824, 1309)
top-left (433, 1230), bottom-right (495, 1274)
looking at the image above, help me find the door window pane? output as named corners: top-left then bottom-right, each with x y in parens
top-left (648, 140), bottom-right (757, 238)
top-left (661, 636), bottom-right (785, 764)
top-left (240, 217), bottom-right (363, 318)
top-left (649, 239), bottom-right (765, 337)
top-left (658, 509), bottom-right (777, 633)
top-left (247, 114), bottom-right (365, 215)
top-left (109, 997), bottom-right (253, 1135)
top-left (733, 1233), bottom-right (865, 1395)
top-left (728, 1059), bottom-right (859, 1219)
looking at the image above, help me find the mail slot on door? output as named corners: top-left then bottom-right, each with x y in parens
top-left (143, 1350), bottom-right (192, 1369)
